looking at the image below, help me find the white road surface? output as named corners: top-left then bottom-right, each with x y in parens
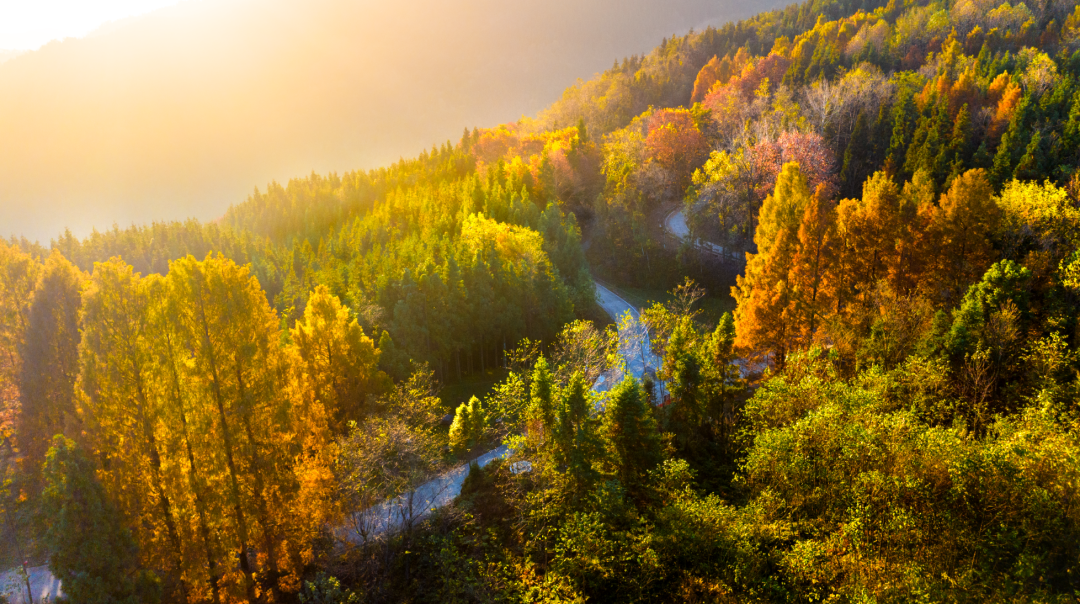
top-left (342, 280), bottom-right (663, 543)
top-left (665, 208), bottom-right (727, 257)
top-left (0, 565), bottom-right (61, 604)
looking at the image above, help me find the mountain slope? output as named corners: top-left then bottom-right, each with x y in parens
top-left (0, 0), bottom-right (787, 242)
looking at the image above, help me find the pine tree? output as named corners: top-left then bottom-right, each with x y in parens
top-left (553, 372), bottom-right (601, 497)
top-left (528, 356), bottom-right (556, 446)
top-left (601, 377), bottom-right (661, 496)
top-left (448, 400), bottom-right (474, 455)
top-left (839, 111), bottom-right (869, 198)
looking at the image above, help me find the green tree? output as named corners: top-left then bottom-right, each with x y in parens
top-left (40, 435), bottom-right (161, 604)
top-left (601, 377), bottom-right (662, 497)
top-left (528, 356), bottom-right (556, 447)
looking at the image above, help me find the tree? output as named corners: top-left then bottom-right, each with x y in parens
top-left (527, 356), bottom-right (556, 447)
top-left (835, 171), bottom-right (910, 306)
top-left (17, 251), bottom-right (84, 492)
top-left (924, 169), bottom-right (1001, 304)
top-left (77, 259), bottom-right (187, 598)
top-left (165, 254), bottom-right (308, 601)
top-left (40, 435), bottom-right (161, 604)
top-left (790, 185), bottom-right (838, 340)
top-left (839, 111), bottom-right (870, 198)
top-left (661, 317), bottom-right (705, 447)
top-left (290, 285), bottom-right (388, 433)
top-left (552, 371), bottom-right (601, 498)
top-left (733, 162), bottom-right (813, 366)
top-left (0, 241), bottom-right (39, 441)
top-left (449, 396), bottom-right (486, 454)
top-left (645, 108), bottom-right (710, 196)
top-left (601, 377), bottom-right (661, 498)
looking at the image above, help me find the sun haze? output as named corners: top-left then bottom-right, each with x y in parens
top-left (0, 0), bottom-right (784, 243)
top-left (0, 0), bottom-right (182, 50)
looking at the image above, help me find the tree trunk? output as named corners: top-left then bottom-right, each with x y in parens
top-left (133, 372), bottom-right (187, 601)
top-left (163, 330), bottom-right (221, 604)
top-left (195, 300), bottom-right (257, 604)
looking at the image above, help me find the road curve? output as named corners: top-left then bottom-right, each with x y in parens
top-left (664, 208), bottom-right (727, 257)
top-left (341, 279), bottom-right (661, 542)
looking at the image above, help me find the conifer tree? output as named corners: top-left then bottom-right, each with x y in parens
top-left (839, 111), bottom-right (869, 198)
top-left (77, 259), bottom-right (188, 598)
top-left (733, 162), bottom-right (812, 366)
top-left (40, 435), bottom-right (161, 604)
top-left (528, 356), bottom-right (556, 446)
top-left (17, 251), bottom-right (84, 492)
top-left (601, 377), bottom-right (661, 496)
top-left (290, 285), bottom-right (388, 433)
top-left (790, 185), bottom-right (838, 340)
top-left (924, 169), bottom-right (1001, 305)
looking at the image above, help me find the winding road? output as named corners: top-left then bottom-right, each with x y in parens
top-left (347, 208), bottom-right (750, 541)
top-left (664, 208), bottom-right (727, 258)
top-left (339, 280), bottom-right (661, 543)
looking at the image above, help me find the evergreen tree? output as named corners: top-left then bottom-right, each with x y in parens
top-left (601, 377), bottom-right (661, 497)
top-left (839, 111), bottom-right (869, 198)
top-left (40, 435), bottom-right (161, 604)
top-left (528, 356), bottom-right (556, 446)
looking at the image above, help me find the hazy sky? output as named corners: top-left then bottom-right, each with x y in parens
top-left (0, 0), bottom-right (181, 49)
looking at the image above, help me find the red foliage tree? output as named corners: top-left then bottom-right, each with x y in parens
top-left (751, 131), bottom-right (838, 202)
top-left (645, 108), bottom-right (710, 196)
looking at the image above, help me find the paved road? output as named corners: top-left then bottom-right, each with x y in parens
top-left (595, 281), bottom-right (662, 386)
top-left (0, 565), bottom-right (61, 604)
top-left (665, 208), bottom-right (727, 257)
top-left (341, 280), bottom-right (661, 543)
top-left (663, 209), bottom-right (759, 378)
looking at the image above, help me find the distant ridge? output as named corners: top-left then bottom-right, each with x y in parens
top-left (0, 0), bottom-right (787, 242)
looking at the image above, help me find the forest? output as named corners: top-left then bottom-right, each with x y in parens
top-left (2, 0), bottom-right (1080, 601)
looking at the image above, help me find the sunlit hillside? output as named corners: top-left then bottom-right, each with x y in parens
top-left (0, 0), bottom-right (786, 242)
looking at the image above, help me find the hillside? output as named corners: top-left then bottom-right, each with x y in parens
top-left (0, 0), bottom-right (787, 242)
top-left (3, 0), bottom-right (1080, 601)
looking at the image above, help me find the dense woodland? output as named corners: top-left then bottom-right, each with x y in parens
top-left (3, 0), bottom-right (1080, 601)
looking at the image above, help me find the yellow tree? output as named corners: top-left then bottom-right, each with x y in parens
top-left (17, 251), bottom-right (84, 491)
top-left (77, 259), bottom-right (188, 598)
top-left (924, 169), bottom-right (1001, 304)
top-left (0, 241), bottom-right (39, 444)
top-left (789, 184), bottom-right (838, 341)
top-left (733, 162), bottom-right (813, 366)
top-left (289, 285), bottom-right (388, 434)
top-left (835, 172), bottom-right (906, 308)
top-left (166, 254), bottom-right (309, 602)
top-left (144, 272), bottom-right (225, 604)
top-left (287, 285), bottom-right (387, 565)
